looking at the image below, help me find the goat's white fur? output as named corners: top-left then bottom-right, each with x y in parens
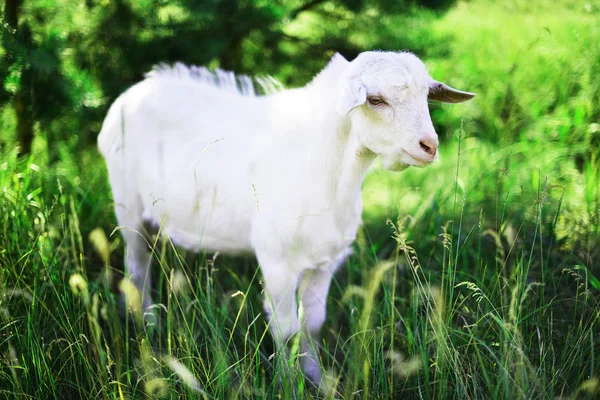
top-left (98, 51), bottom-right (473, 384)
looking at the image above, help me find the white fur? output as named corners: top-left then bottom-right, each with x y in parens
top-left (98, 51), bottom-right (461, 383)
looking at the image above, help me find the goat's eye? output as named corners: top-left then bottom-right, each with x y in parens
top-left (367, 96), bottom-right (385, 106)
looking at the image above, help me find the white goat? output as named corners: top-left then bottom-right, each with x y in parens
top-left (98, 51), bottom-right (474, 383)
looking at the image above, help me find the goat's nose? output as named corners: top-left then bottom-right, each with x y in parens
top-left (419, 138), bottom-right (438, 156)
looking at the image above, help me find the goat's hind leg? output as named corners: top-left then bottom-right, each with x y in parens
top-left (113, 197), bottom-right (154, 317)
top-left (102, 117), bottom-right (154, 323)
top-left (122, 226), bottom-right (153, 312)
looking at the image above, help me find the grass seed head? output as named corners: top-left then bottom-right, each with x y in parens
top-left (89, 227), bottom-right (111, 265)
top-left (118, 278), bottom-right (143, 318)
top-left (69, 273), bottom-right (89, 299)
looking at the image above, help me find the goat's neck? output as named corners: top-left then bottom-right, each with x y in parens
top-left (330, 116), bottom-right (377, 205)
top-left (276, 57), bottom-right (377, 210)
top-left (296, 89), bottom-right (376, 208)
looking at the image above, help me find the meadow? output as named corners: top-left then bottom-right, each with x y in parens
top-left (1, 0), bottom-right (599, 398)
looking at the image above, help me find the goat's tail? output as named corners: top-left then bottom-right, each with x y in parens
top-left (98, 95), bottom-right (126, 159)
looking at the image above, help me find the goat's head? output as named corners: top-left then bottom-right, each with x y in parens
top-left (337, 51), bottom-right (475, 171)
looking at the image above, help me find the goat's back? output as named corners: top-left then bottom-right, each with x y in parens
top-left (98, 75), bottom-right (265, 253)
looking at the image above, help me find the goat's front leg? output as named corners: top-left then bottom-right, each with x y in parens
top-left (297, 268), bottom-right (333, 385)
top-left (259, 257), bottom-right (301, 349)
top-left (259, 257), bottom-right (302, 395)
top-left (298, 250), bottom-right (350, 384)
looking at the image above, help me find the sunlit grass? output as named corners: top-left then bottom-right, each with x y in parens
top-left (1, 118), bottom-right (598, 398)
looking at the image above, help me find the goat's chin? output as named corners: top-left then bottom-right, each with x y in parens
top-left (381, 156), bottom-right (410, 172)
top-left (382, 152), bottom-right (435, 171)
top-left (387, 162), bottom-right (410, 172)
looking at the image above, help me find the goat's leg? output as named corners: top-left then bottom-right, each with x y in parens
top-left (260, 259), bottom-right (301, 345)
top-left (297, 268), bottom-right (332, 385)
top-left (258, 254), bottom-right (301, 387)
top-left (122, 228), bottom-right (153, 312)
top-left (298, 249), bottom-right (349, 384)
top-left (113, 195), bottom-right (154, 315)
top-left (104, 136), bottom-right (154, 322)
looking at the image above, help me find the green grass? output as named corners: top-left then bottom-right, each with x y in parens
top-left (1, 127), bottom-right (598, 398)
top-left (1, 0), bottom-right (600, 398)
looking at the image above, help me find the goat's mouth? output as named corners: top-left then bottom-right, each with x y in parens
top-left (404, 151), bottom-right (435, 167)
top-left (381, 150), bottom-right (435, 171)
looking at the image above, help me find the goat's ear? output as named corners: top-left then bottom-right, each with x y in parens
top-left (337, 79), bottom-right (367, 115)
top-left (428, 81), bottom-right (475, 103)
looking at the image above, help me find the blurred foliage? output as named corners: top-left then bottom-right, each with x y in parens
top-left (0, 0), bottom-right (598, 225)
top-left (1, 0), bottom-right (598, 168)
top-left (0, 0), bottom-right (455, 155)
top-left (1, 0), bottom-right (74, 153)
top-left (425, 0), bottom-right (600, 171)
